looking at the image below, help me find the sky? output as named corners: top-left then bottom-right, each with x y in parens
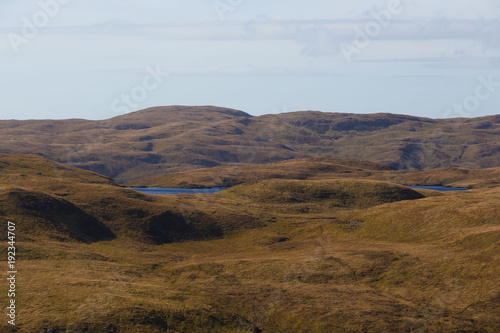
top-left (0, 0), bottom-right (499, 120)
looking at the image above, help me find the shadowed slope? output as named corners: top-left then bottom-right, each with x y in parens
top-left (0, 154), bottom-right (255, 244)
top-left (0, 187), bottom-right (115, 242)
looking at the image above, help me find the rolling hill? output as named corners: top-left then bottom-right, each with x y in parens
top-left (130, 157), bottom-right (500, 189)
top-left (1, 106), bottom-right (499, 183)
top-left (0, 153), bottom-right (259, 244)
top-left (0, 153), bottom-right (499, 332)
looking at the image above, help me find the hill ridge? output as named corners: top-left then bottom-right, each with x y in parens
top-left (0, 106), bottom-right (498, 183)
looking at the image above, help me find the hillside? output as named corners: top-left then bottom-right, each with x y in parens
top-left (0, 153), bottom-right (499, 332)
top-left (131, 157), bottom-right (500, 189)
top-left (0, 154), bottom-right (259, 244)
top-left (0, 106), bottom-right (499, 183)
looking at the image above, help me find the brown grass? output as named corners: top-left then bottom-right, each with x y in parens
top-left (1, 106), bottom-right (499, 183)
top-left (0, 154), bottom-right (499, 332)
top-left (131, 156), bottom-right (500, 190)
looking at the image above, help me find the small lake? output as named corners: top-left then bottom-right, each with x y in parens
top-left (129, 186), bottom-right (469, 195)
top-left (128, 187), bottom-right (228, 195)
top-left (408, 186), bottom-right (469, 192)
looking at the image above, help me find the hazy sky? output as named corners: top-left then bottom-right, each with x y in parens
top-left (1, 0), bottom-right (499, 120)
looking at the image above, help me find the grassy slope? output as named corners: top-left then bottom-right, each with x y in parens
top-left (225, 178), bottom-right (424, 207)
top-left (0, 106), bottom-right (499, 183)
top-left (0, 154), bottom-right (260, 244)
top-left (0, 154), bottom-right (498, 332)
top-left (130, 157), bottom-right (500, 189)
top-left (130, 157), bottom-right (393, 187)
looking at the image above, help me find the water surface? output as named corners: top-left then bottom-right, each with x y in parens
top-left (129, 187), bottom-right (228, 195)
top-left (130, 185), bottom-right (469, 195)
top-left (408, 186), bottom-right (469, 192)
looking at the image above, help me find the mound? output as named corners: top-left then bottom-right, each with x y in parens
top-left (226, 179), bottom-right (424, 208)
top-left (144, 211), bottom-right (223, 244)
top-left (0, 187), bottom-right (115, 242)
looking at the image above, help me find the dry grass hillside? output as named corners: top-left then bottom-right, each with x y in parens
top-left (0, 154), bottom-right (260, 244)
top-left (1, 106), bottom-right (499, 183)
top-left (0, 153), bottom-right (499, 332)
top-left (131, 157), bottom-right (500, 189)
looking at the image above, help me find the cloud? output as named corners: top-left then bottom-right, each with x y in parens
top-left (2, 16), bottom-right (497, 72)
top-left (4, 17), bottom-right (497, 42)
